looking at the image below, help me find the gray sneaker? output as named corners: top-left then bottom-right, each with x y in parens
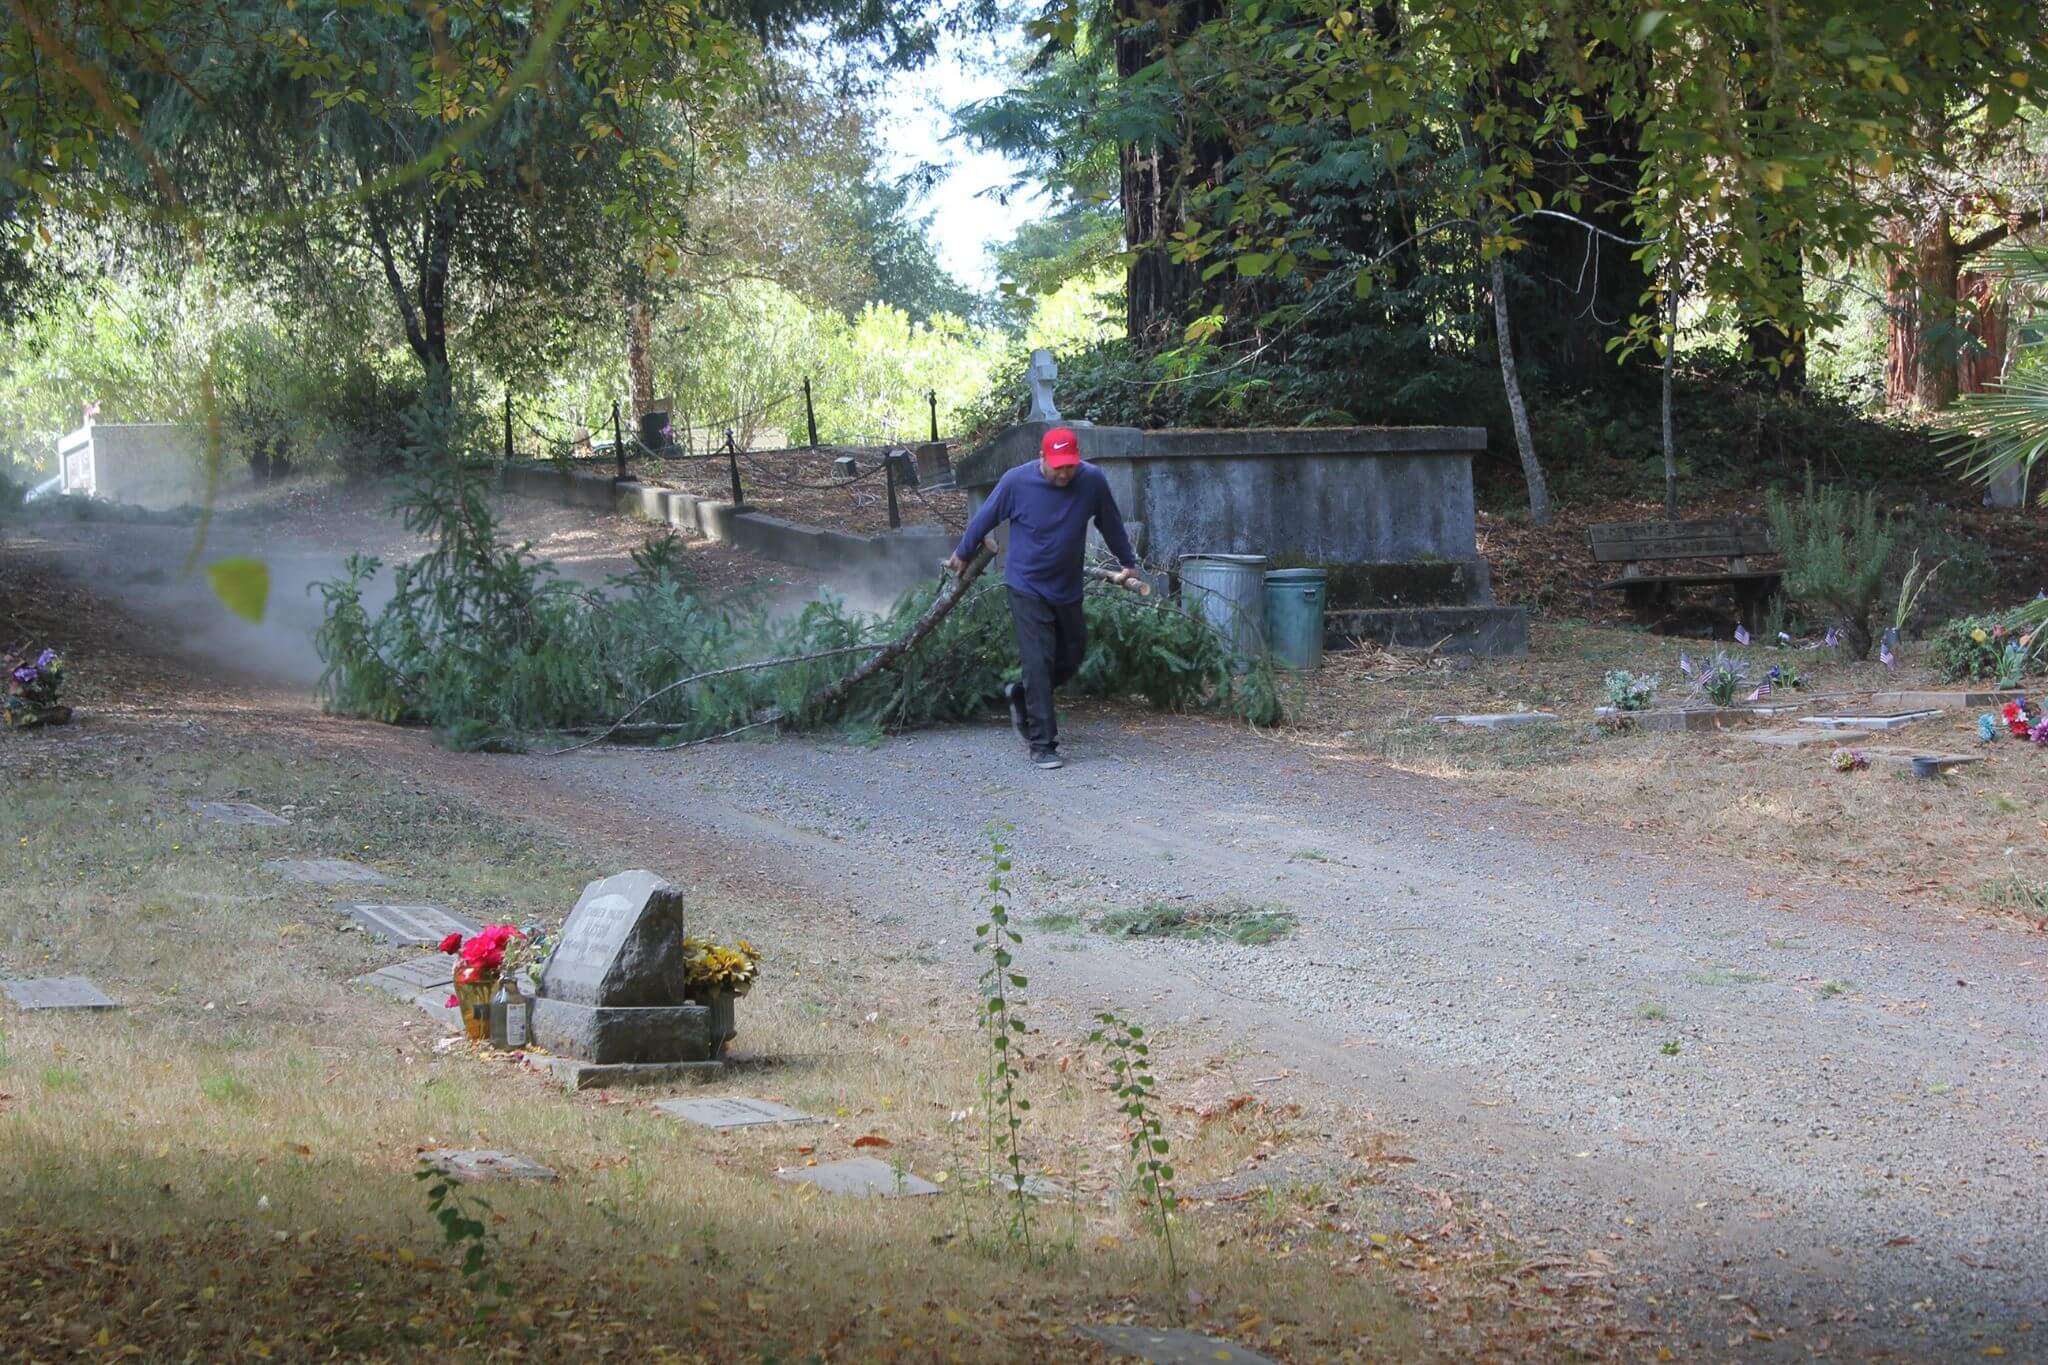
top-left (1031, 748), bottom-right (1064, 770)
top-left (1004, 682), bottom-right (1029, 741)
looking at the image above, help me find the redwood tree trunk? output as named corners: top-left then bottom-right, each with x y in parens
top-left (1885, 209), bottom-right (1961, 411)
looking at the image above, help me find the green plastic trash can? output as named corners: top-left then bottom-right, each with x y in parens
top-left (1262, 568), bottom-right (1327, 670)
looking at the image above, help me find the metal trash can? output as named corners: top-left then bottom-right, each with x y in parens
top-left (1178, 554), bottom-right (1270, 666)
top-left (1262, 568), bottom-right (1327, 671)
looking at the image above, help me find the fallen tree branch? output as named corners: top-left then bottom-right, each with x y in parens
top-left (798, 544), bottom-right (996, 720)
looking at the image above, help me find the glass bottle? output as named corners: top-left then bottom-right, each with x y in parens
top-left (489, 973), bottom-right (530, 1050)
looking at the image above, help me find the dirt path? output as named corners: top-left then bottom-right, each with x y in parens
top-left (13, 502), bottom-right (2046, 1360)
top-left (453, 712), bottom-right (2048, 1361)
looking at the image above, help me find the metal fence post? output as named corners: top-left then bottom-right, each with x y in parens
top-left (504, 389), bottom-right (513, 460)
top-left (803, 377), bottom-right (820, 448)
top-left (884, 451), bottom-right (901, 529)
top-left (726, 429), bottom-right (744, 507)
top-left (612, 400), bottom-right (625, 481)
top-left (927, 388), bottom-right (938, 443)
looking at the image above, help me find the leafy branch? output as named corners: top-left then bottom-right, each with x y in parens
top-left (1090, 1009), bottom-right (1179, 1289)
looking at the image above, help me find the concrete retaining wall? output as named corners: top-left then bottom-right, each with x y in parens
top-left (498, 462), bottom-right (949, 603)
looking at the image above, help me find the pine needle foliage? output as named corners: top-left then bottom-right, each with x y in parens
top-left (315, 421), bottom-right (1285, 749)
top-left (1763, 472), bottom-right (1894, 660)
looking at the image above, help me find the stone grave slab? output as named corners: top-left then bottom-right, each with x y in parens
top-left (191, 799), bottom-right (290, 827)
top-left (1873, 688), bottom-right (2027, 711)
top-left (265, 857), bottom-right (392, 886)
top-left (1742, 728), bottom-right (1872, 748)
top-left (522, 1052), bottom-right (722, 1092)
top-left (421, 1150), bottom-right (557, 1182)
top-left (1076, 1325), bottom-right (1278, 1364)
top-left (354, 955), bottom-right (461, 1030)
top-left (346, 904), bottom-right (480, 946)
top-left (1796, 710), bottom-right (1941, 732)
top-left (531, 869), bottom-right (709, 1066)
top-left (655, 1096), bottom-right (818, 1129)
top-left (1596, 707), bottom-right (1764, 733)
top-left (1862, 749), bottom-right (1984, 773)
top-left (775, 1156), bottom-right (940, 1198)
top-left (1, 976), bottom-right (120, 1010)
top-left (1429, 712), bottom-right (1558, 729)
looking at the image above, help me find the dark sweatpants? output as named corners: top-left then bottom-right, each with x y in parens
top-left (1007, 587), bottom-right (1086, 752)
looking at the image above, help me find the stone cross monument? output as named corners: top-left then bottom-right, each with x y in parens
top-left (1025, 348), bottom-right (1062, 422)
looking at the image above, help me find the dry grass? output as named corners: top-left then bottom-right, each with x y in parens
top-left (0, 718), bottom-right (1626, 1361)
top-left (1296, 622), bottom-right (2048, 923)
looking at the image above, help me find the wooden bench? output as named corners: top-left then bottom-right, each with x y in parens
top-left (1588, 518), bottom-right (1781, 627)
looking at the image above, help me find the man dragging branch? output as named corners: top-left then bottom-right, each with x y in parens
top-left (948, 426), bottom-right (1141, 770)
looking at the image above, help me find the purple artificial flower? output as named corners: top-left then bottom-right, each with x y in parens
top-left (1824, 627), bottom-right (1841, 648)
top-left (10, 665), bottom-right (37, 686)
top-left (34, 649), bottom-right (55, 669)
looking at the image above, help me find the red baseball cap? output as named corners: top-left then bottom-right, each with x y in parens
top-left (1040, 426), bottom-right (1081, 468)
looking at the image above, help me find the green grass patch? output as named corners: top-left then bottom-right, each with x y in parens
top-left (199, 1072), bottom-right (254, 1105)
top-left (1025, 911), bottom-right (1085, 934)
top-left (1091, 900), bottom-right (1297, 946)
top-left (1689, 967), bottom-right (1770, 988)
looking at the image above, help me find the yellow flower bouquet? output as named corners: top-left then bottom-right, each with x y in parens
top-left (683, 936), bottom-right (761, 998)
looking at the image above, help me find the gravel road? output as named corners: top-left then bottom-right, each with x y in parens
top-left (513, 704), bottom-right (2048, 1361)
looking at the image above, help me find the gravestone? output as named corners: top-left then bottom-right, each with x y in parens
top-left (191, 800), bottom-right (290, 827)
top-left (346, 904), bottom-right (480, 946)
top-left (421, 1150), bottom-right (557, 1182)
top-left (913, 441), bottom-right (952, 488)
top-left (655, 1096), bottom-right (818, 1130)
top-left (1, 976), bottom-right (120, 1010)
top-left (354, 955), bottom-right (462, 1030)
top-left (1796, 710), bottom-right (1941, 732)
top-left (1430, 712), bottom-right (1558, 729)
top-left (1024, 348), bottom-right (1062, 423)
top-left (1076, 1325), bottom-right (1278, 1365)
top-left (775, 1156), bottom-right (940, 1198)
top-left (265, 857), bottom-right (391, 886)
top-left (833, 455), bottom-right (858, 479)
top-left (530, 869), bottom-right (710, 1066)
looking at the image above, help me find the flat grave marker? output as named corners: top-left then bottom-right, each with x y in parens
top-left (1742, 728), bottom-right (1872, 748)
top-left (346, 904), bottom-right (479, 946)
top-left (1429, 712), bottom-right (1558, 729)
top-left (1076, 1325), bottom-right (1278, 1364)
top-left (655, 1096), bottom-right (819, 1130)
top-left (1796, 710), bottom-right (1941, 732)
top-left (421, 1150), bottom-right (557, 1182)
top-left (265, 857), bottom-right (392, 886)
top-left (775, 1156), bottom-right (940, 1198)
top-left (1, 976), bottom-right (120, 1011)
top-left (190, 800), bottom-right (290, 827)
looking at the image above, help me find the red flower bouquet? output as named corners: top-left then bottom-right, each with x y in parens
top-left (440, 925), bottom-right (522, 1038)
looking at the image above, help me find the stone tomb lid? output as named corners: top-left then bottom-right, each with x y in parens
top-left (539, 869), bottom-right (691, 1008)
top-left (1, 976), bottom-right (120, 1010)
top-left (346, 904), bottom-right (480, 946)
top-left (656, 1096), bottom-right (819, 1130)
top-left (265, 857), bottom-right (392, 885)
top-left (190, 799), bottom-right (290, 827)
top-left (775, 1156), bottom-right (940, 1198)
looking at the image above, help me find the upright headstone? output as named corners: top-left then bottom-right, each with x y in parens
top-left (1024, 348), bottom-right (1062, 423)
top-left (531, 869), bottom-right (710, 1065)
top-left (913, 441), bottom-right (952, 488)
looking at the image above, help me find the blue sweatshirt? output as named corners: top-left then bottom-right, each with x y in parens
top-left (955, 461), bottom-right (1137, 605)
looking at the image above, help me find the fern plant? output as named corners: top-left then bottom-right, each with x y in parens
top-left (1763, 472), bottom-right (1894, 660)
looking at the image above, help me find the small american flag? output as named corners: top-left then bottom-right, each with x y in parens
top-left (1749, 680), bottom-right (1773, 701)
top-left (1734, 624), bottom-right (1751, 646)
top-left (1679, 653), bottom-right (1695, 678)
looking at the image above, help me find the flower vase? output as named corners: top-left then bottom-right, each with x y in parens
top-left (692, 989), bottom-right (738, 1057)
top-left (453, 977), bottom-right (495, 1041)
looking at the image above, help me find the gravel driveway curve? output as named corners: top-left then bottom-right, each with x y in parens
top-left (515, 704), bottom-right (2048, 1360)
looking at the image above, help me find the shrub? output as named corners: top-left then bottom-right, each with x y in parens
top-left (1602, 670), bottom-right (1658, 711)
top-left (1764, 473), bottom-right (1894, 660)
top-left (1929, 614), bottom-right (2037, 683)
